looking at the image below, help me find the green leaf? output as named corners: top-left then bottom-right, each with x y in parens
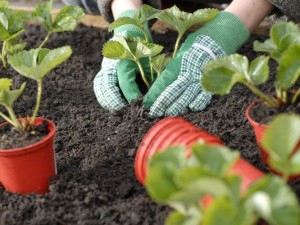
top-left (262, 114), bottom-right (300, 161)
top-left (0, 78), bottom-right (26, 107)
top-left (150, 53), bottom-right (171, 76)
top-left (136, 4), bottom-right (159, 24)
top-left (249, 56), bottom-right (269, 85)
top-left (145, 146), bottom-right (187, 203)
top-left (108, 17), bottom-right (143, 33)
top-left (276, 45), bottom-right (300, 90)
top-left (53, 5), bottom-right (84, 32)
top-left (32, 2), bottom-right (52, 31)
top-left (262, 114), bottom-right (300, 176)
top-left (204, 197), bottom-right (254, 225)
top-left (166, 209), bottom-right (202, 225)
top-left (246, 176), bottom-right (300, 225)
top-left (8, 46), bottom-right (72, 81)
top-left (191, 144), bottom-right (239, 176)
top-left (102, 40), bottom-right (133, 60)
top-left (0, 1), bottom-right (8, 8)
top-left (270, 22), bottom-right (299, 48)
top-left (0, 7), bottom-right (28, 41)
top-left (156, 6), bottom-right (218, 36)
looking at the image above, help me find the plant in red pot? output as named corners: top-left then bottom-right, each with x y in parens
top-left (201, 22), bottom-right (300, 169)
top-left (145, 143), bottom-right (300, 225)
top-left (0, 0), bottom-right (83, 194)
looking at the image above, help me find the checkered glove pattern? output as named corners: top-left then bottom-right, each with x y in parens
top-left (148, 35), bottom-right (226, 117)
top-left (143, 11), bottom-right (250, 117)
top-left (93, 10), bottom-right (152, 111)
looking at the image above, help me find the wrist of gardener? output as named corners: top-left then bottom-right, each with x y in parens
top-left (113, 10), bottom-right (152, 40)
top-left (192, 11), bottom-right (250, 54)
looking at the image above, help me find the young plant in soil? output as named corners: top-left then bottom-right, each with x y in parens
top-left (0, 1), bottom-right (30, 68)
top-left (102, 4), bottom-right (218, 88)
top-left (201, 22), bottom-right (300, 124)
top-left (0, 0), bottom-right (82, 143)
top-left (32, 0), bottom-right (84, 48)
top-left (146, 140), bottom-right (300, 225)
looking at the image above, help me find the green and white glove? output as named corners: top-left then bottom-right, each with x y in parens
top-left (93, 10), bottom-right (152, 111)
top-left (143, 11), bottom-right (250, 117)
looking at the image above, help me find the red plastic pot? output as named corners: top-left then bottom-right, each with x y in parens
top-left (246, 101), bottom-right (300, 180)
top-left (135, 117), bottom-right (264, 193)
top-left (0, 118), bottom-right (57, 194)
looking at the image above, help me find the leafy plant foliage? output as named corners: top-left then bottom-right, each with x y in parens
top-left (103, 4), bottom-right (218, 88)
top-left (202, 22), bottom-right (300, 108)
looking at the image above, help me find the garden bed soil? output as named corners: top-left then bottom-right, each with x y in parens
top-left (0, 23), bottom-right (300, 225)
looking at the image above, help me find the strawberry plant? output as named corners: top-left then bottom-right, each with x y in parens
top-left (146, 140), bottom-right (300, 225)
top-left (0, 1), bottom-right (30, 68)
top-left (201, 22), bottom-right (300, 109)
top-left (102, 4), bottom-right (218, 88)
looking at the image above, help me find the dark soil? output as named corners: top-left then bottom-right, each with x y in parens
top-left (0, 23), bottom-right (300, 225)
top-left (0, 119), bottom-right (48, 149)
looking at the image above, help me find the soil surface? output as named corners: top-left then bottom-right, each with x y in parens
top-left (0, 23), bottom-right (300, 225)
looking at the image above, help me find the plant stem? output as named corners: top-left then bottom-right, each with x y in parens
top-left (172, 32), bottom-right (183, 58)
top-left (0, 111), bottom-right (16, 127)
top-left (38, 32), bottom-right (52, 49)
top-left (292, 88), bottom-right (300, 104)
top-left (244, 82), bottom-right (277, 107)
top-left (3, 105), bottom-right (22, 129)
top-left (30, 79), bottom-right (42, 125)
top-left (1, 41), bottom-right (7, 68)
top-left (135, 59), bottom-right (150, 89)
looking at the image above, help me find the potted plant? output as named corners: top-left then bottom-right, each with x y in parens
top-left (136, 115), bottom-right (300, 224)
top-left (0, 0), bottom-right (84, 194)
top-left (201, 21), bottom-right (300, 169)
top-left (102, 4), bottom-right (219, 89)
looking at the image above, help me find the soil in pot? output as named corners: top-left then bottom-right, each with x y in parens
top-left (1, 23), bottom-right (299, 225)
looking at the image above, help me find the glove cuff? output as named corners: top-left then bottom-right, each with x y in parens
top-left (114, 10), bottom-right (152, 40)
top-left (194, 11), bottom-right (250, 54)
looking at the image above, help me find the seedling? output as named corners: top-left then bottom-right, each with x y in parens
top-left (32, 0), bottom-right (84, 48)
top-left (0, 46), bottom-right (72, 131)
top-left (262, 114), bottom-right (300, 181)
top-left (0, 1), bottom-right (30, 68)
top-left (146, 143), bottom-right (300, 225)
top-left (202, 22), bottom-right (300, 108)
top-left (103, 4), bottom-right (218, 88)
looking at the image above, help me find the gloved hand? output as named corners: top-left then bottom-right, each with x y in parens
top-left (143, 11), bottom-right (250, 117)
top-left (93, 10), bottom-right (152, 111)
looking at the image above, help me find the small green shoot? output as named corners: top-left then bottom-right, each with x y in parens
top-left (154, 6), bottom-right (218, 57)
top-left (32, 0), bottom-right (84, 48)
top-left (146, 143), bottom-right (300, 225)
top-left (262, 114), bottom-right (300, 181)
top-left (202, 22), bottom-right (300, 108)
top-left (0, 4), bottom-right (30, 68)
top-left (102, 36), bottom-right (163, 88)
top-left (7, 46), bottom-right (72, 126)
top-left (0, 78), bottom-right (26, 129)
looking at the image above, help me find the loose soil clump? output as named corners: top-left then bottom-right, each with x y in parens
top-left (0, 23), bottom-right (299, 225)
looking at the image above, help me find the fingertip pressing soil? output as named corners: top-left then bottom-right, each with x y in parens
top-left (0, 23), bottom-right (299, 225)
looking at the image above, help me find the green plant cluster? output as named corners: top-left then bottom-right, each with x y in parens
top-left (146, 114), bottom-right (300, 225)
top-left (102, 4), bottom-right (219, 89)
top-left (0, 0), bottom-right (84, 131)
top-left (202, 22), bottom-right (300, 108)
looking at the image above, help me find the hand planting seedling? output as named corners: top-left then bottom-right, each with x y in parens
top-left (202, 22), bottom-right (300, 120)
top-left (146, 142), bottom-right (300, 225)
top-left (102, 4), bottom-right (218, 88)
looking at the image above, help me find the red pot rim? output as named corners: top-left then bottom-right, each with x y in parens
top-left (0, 118), bottom-right (56, 155)
top-left (245, 101), bottom-right (268, 129)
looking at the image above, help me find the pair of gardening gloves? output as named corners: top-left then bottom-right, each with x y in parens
top-left (93, 10), bottom-right (249, 117)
